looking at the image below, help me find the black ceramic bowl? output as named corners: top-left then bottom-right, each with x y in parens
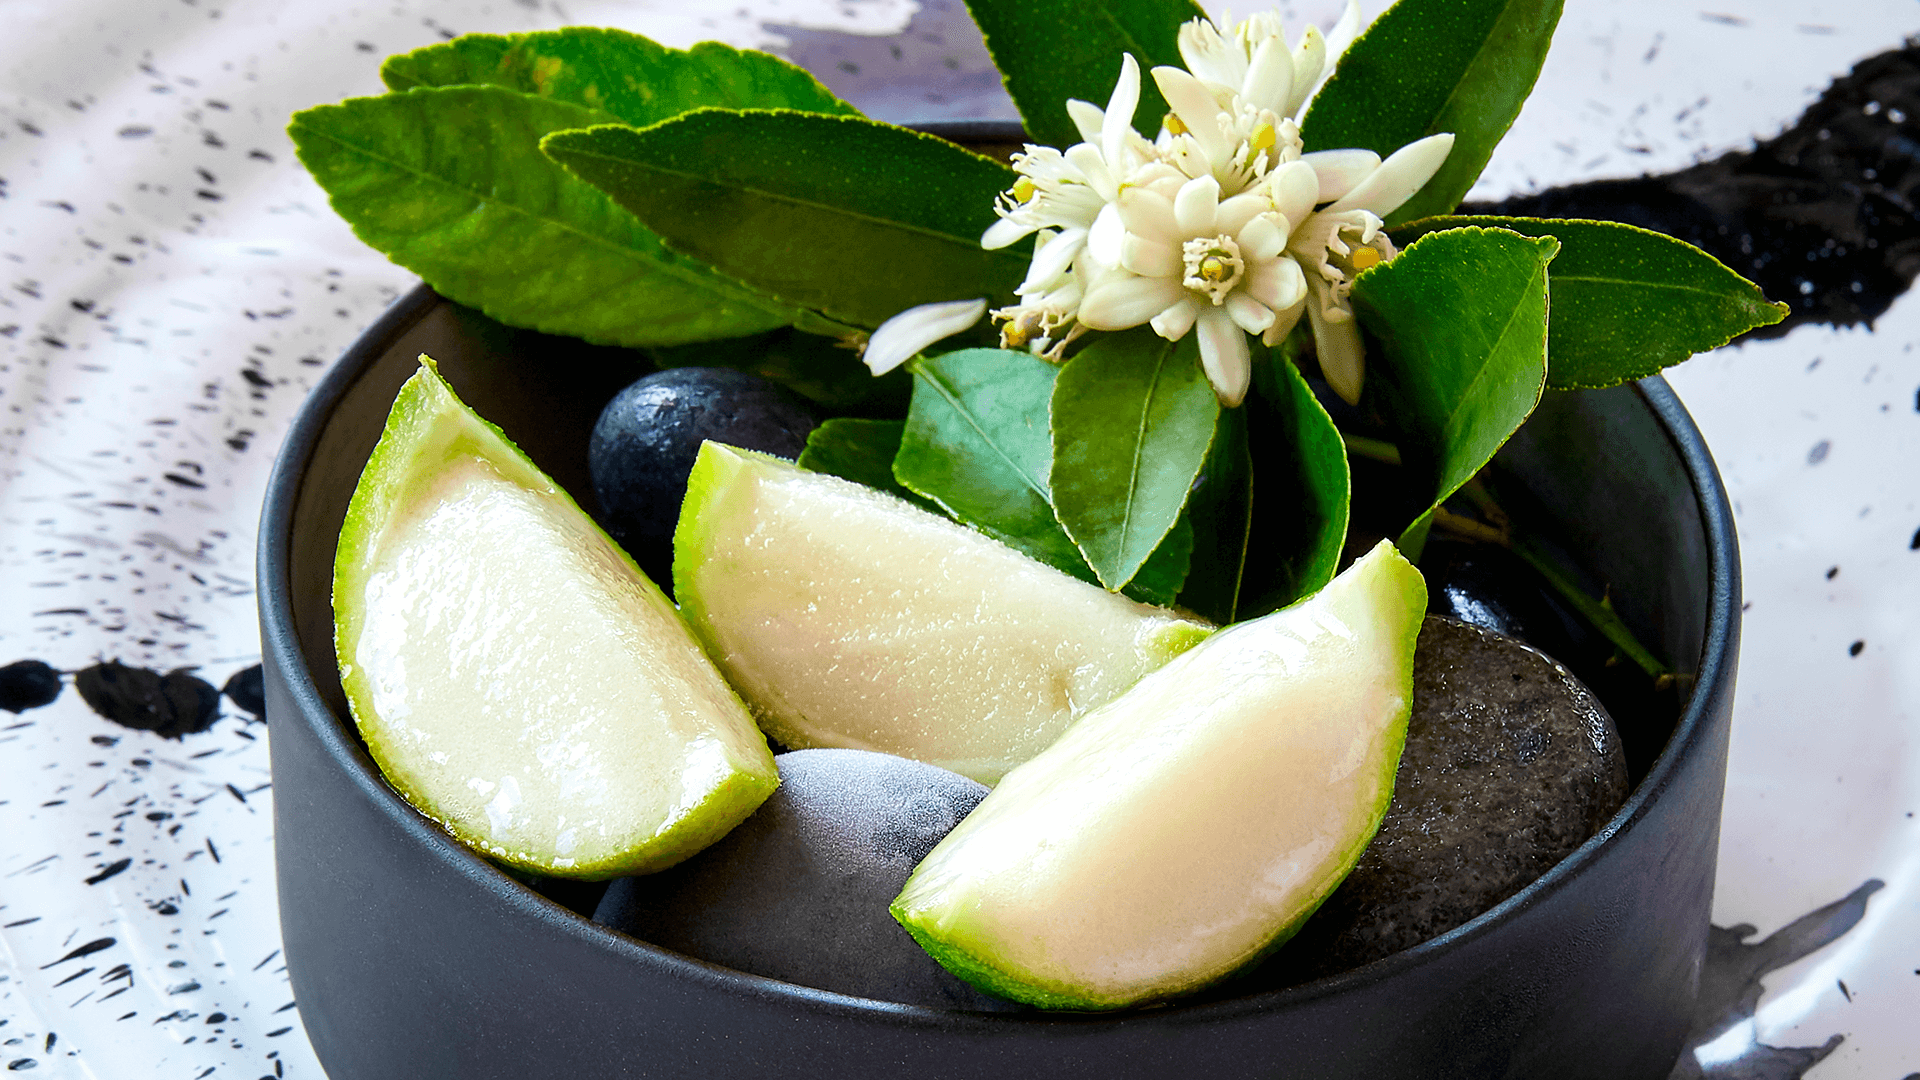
top-left (259, 285), bottom-right (1738, 1079)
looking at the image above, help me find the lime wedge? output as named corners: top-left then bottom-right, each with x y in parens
top-left (892, 541), bottom-right (1427, 1008)
top-left (333, 358), bottom-right (777, 879)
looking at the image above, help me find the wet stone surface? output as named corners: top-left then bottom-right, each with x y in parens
top-left (1270, 616), bottom-right (1630, 981)
top-left (594, 748), bottom-right (1014, 1010)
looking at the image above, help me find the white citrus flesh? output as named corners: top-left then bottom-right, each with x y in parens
top-left (334, 358), bottom-right (777, 879)
top-left (891, 541), bottom-right (1427, 1009)
top-left (673, 443), bottom-right (1212, 785)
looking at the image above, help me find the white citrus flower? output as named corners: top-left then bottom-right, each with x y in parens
top-left (1076, 168), bottom-right (1318, 406)
top-left (1277, 133), bottom-right (1457, 404)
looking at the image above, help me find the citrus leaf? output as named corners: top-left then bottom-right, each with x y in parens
top-left (963, 0), bottom-right (1207, 149)
top-left (542, 110), bottom-right (1030, 330)
top-left (1235, 347), bottom-right (1350, 617)
top-left (1302, 0), bottom-right (1563, 226)
top-left (381, 28), bottom-right (858, 124)
top-left (1394, 215), bottom-right (1790, 389)
top-left (896, 349), bottom-right (1088, 575)
top-left (798, 418), bottom-right (935, 510)
top-left (1349, 226), bottom-right (1556, 550)
top-left (894, 349), bottom-right (1190, 604)
top-left (1050, 328), bottom-right (1217, 592)
top-left (288, 87), bottom-right (803, 347)
top-left (1175, 404), bottom-right (1252, 624)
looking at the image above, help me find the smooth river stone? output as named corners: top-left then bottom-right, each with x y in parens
top-left (1271, 615), bottom-right (1630, 981)
top-left (594, 748), bottom-right (1015, 1010)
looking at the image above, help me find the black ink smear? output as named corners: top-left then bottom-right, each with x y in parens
top-left (1669, 879), bottom-right (1883, 1079)
top-left (1472, 42), bottom-right (1920, 339)
top-left (85, 858), bottom-right (132, 885)
top-left (40, 938), bottom-right (115, 968)
top-left (73, 661), bottom-right (220, 739)
top-left (222, 664), bottom-right (264, 717)
top-left (0, 660), bottom-right (61, 713)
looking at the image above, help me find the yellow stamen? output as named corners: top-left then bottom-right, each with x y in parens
top-left (1350, 247), bottom-right (1382, 271)
top-left (1199, 253), bottom-right (1234, 283)
top-left (1011, 178), bottom-right (1036, 203)
top-left (1164, 112), bottom-right (1189, 136)
top-left (1248, 122), bottom-right (1276, 155)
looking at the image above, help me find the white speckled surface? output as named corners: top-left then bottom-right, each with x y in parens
top-left (2, 1), bottom-right (1915, 1076)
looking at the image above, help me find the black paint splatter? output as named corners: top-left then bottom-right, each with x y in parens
top-left (84, 858), bottom-right (132, 885)
top-left (72, 661), bottom-right (219, 739)
top-left (39, 938), bottom-right (115, 969)
top-left (1670, 880), bottom-right (1884, 1079)
top-left (222, 664), bottom-right (264, 717)
top-left (1473, 42), bottom-right (1920, 339)
top-left (0, 660), bottom-right (61, 713)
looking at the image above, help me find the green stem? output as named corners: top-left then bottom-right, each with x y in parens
top-left (1508, 535), bottom-right (1671, 679)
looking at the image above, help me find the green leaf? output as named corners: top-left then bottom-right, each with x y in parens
top-left (1302, 0), bottom-right (1563, 225)
top-left (648, 328), bottom-right (908, 415)
top-left (1350, 226), bottom-right (1556, 550)
top-left (288, 87), bottom-right (805, 347)
top-left (1175, 405), bottom-right (1253, 624)
top-left (542, 111), bottom-right (1030, 330)
top-left (1236, 347), bottom-right (1351, 617)
top-left (1050, 328), bottom-right (1217, 592)
top-left (381, 28), bottom-right (859, 125)
top-left (964, 0), bottom-right (1208, 149)
top-left (798, 418), bottom-right (935, 510)
top-left (1393, 216), bottom-right (1789, 389)
top-left (893, 349), bottom-right (1192, 605)
top-left (895, 349), bottom-right (1089, 577)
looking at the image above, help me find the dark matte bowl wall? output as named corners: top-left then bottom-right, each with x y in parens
top-left (259, 287), bottom-right (1739, 1079)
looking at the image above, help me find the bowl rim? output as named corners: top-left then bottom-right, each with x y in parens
top-left (257, 282), bottom-right (1740, 1027)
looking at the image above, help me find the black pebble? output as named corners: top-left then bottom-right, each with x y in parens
top-left (588, 368), bottom-right (818, 582)
top-left (594, 749), bottom-right (1015, 1010)
top-left (1259, 617), bottom-right (1630, 983)
top-left (222, 664), bottom-right (265, 717)
top-left (73, 661), bottom-right (221, 739)
top-left (0, 659), bottom-right (62, 713)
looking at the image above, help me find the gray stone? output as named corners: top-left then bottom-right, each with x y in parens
top-left (1270, 615), bottom-right (1630, 980)
top-left (594, 748), bottom-right (1016, 1010)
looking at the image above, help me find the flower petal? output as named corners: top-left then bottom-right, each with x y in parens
top-left (1286, 26), bottom-right (1327, 116)
top-left (1268, 160), bottom-right (1320, 228)
top-left (1064, 142), bottom-right (1119, 202)
top-left (1080, 274), bottom-right (1187, 330)
top-left (1215, 192), bottom-right (1271, 237)
top-left (1121, 233), bottom-right (1183, 278)
top-left (1066, 98), bottom-right (1105, 144)
top-left (864, 298), bottom-right (987, 375)
top-left (1087, 202), bottom-right (1127, 268)
top-left (1261, 296), bottom-right (1308, 346)
top-left (1241, 36), bottom-right (1295, 116)
top-left (1225, 291), bottom-right (1276, 336)
top-left (1117, 186), bottom-right (1181, 246)
top-left (1177, 17), bottom-right (1247, 93)
top-left (981, 215), bottom-right (1035, 251)
top-left (1328, 132), bottom-right (1455, 217)
top-left (1236, 213), bottom-right (1284, 262)
top-left (1324, 0), bottom-right (1363, 67)
top-left (1302, 148), bottom-right (1382, 204)
top-left (1247, 254), bottom-right (1307, 311)
top-left (1102, 54), bottom-right (1142, 175)
top-left (1021, 228), bottom-right (1088, 293)
top-left (1150, 295), bottom-right (1202, 340)
top-left (1195, 307), bottom-right (1252, 407)
top-left (1305, 277), bottom-right (1366, 403)
top-left (1152, 66), bottom-right (1234, 169)
top-left (1174, 174), bottom-right (1221, 236)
